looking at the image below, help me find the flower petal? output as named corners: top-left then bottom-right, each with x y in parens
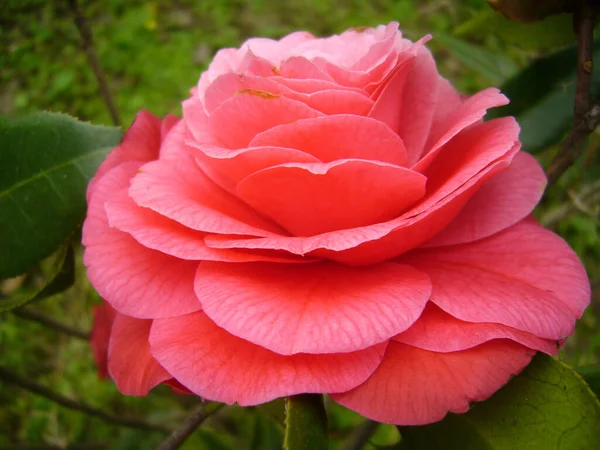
top-left (129, 156), bottom-right (284, 236)
top-left (90, 302), bottom-right (117, 379)
top-left (424, 151), bottom-right (546, 247)
top-left (208, 90), bottom-right (322, 149)
top-left (108, 313), bottom-right (170, 396)
top-left (105, 188), bottom-right (304, 263)
top-left (150, 311), bottom-right (388, 405)
top-left (83, 162), bottom-right (201, 319)
top-left (250, 115), bottom-right (408, 166)
top-left (369, 50), bottom-right (439, 164)
top-left (237, 159), bottom-right (426, 236)
top-left (407, 219), bottom-right (590, 340)
top-left (415, 88), bottom-right (509, 173)
top-left (331, 340), bottom-right (534, 425)
top-left (195, 261), bottom-right (431, 355)
top-left (87, 110), bottom-right (160, 202)
top-left (394, 304), bottom-right (558, 355)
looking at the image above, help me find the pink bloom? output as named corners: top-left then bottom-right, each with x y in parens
top-left (84, 23), bottom-right (590, 425)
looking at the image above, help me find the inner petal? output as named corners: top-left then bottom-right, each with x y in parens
top-left (236, 159), bottom-right (427, 236)
top-left (250, 115), bottom-right (408, 166)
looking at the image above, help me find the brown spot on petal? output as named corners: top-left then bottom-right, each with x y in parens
top-left (236, 89), bottom-right (280, 99)
top-left (272, 66), bottom-right (281, 75)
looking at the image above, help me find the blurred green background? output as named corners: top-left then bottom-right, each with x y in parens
top-left (0, 0), bottom-right (598, 449)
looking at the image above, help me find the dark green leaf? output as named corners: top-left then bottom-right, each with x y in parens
top-left (488, 40), bottom-right (600, 153)
top-left (576, 365), bottom-right (600, 399)
top-left (434, 33), bottom-right (518, 85)
top-left (284, 394), bottom-right (328, 450)
top-left (0, 244), bottom-right (74, 312)
top-left (398, 353), bottom-right (600, 449)
top-left (0, 112), bottom-right (121, 279)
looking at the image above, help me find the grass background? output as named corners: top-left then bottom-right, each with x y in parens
top-left (0, 1), bottom-right (598, 449)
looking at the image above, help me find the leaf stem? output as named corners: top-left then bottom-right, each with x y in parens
top-left (284, 394), bottom-right (328, 450)
top-left (0, 365), bottom-right (170, 433)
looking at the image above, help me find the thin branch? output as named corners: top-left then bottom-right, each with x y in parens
top-left (0, 365), bottom-right (170, 434)
top-left (13, 308), bottom-right (90, 341)
top-left (342, 420), bottom-right (379, 450)
top-left (154, 403), bottom-right (224, 450)
top-left (546, 0), bottom-right (597, 186)
top-left (0, 443), bottom-right (106, 450)
top-left (541, 178), bottom-right (600, 227)
top-left (66, 0), bottom-right (121, 126)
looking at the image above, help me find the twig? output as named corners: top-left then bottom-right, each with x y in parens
top-left (0, 365), bottom-right (170, 434)
top-left (154, 403), bottom-right (224, 450)
top-left (342, 420), bottom-right (379, 450)
top-left (12, 308), bottom-right (90, 341)
top-left (541, 179), bottom-right (600, 227)
top-left (546, 0), bottom-right (598, 186)
top-left (0, 443), bottom-right (106, 450)
top-left (66, 0), bottom-right (121, 126)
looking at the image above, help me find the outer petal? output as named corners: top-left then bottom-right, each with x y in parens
top-left (415, 88), bottom-right (509, 173)
top-left (83, 162), bottom-right (201, 319)
top-left (394, 304), bottom-right (558, 355)
top-left (406, 219), bottom-right (590, 340)
top-left (195, 261), bottom-right (431, 355)
top-left (331, 340), bottom-right (535, 425)
top-left (249, 115), bottom-right (408, 166)
top-left (90, 302), bottom-right (117, 379)
top-left (105, 189), bottom-right (305, 263)
top-left (108, 313), bottom-right (170, 396)
top-left (129, 156), bottom-right (284, 236)
top-left (424, 152), bottom-right (546, 247)
top-left (87, 110), bottom-right (160, 202)
top-left (150, 312), bottom-right (388, 406)
top-left (236, 160), bottom-right (426, 236)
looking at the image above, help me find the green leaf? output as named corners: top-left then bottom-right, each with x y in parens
top-left (434, 33), bottom-right (518, 85)
top-left (455, 10), bottom-right (577, 51)
top-left (0, 244), bottom-right (74, 312)
top-left (488, 40), bottom-right (600, 153)
top-left (576, 365), bottom-right (600, 399)
top-left (284, 394), bottom-right (328, 450)
top-left (0, 112), bottom-right (121, 279)
top-left (398, 353), bottom-right (600, 449)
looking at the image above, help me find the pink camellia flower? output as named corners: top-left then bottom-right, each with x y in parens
top-left (84, 22), bottom-right (590, 425)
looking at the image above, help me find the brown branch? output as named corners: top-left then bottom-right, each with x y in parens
top-left (13, 308), bottom-right (90, 341)
top-left (66, 0), bottom-right (121, 126)
top-left (546, 0), bottom-right (598, 186)
top-left (0, 444), bottom-right (106, 450)
top-left (154, 403), bottom-right (224, 450)
top-left (0, 365), bottom-right (170, 434)
top-left (541, 178), bottom-right (600, 227)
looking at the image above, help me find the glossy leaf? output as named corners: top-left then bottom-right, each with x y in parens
top-left (398, 353), bottom-right (600, 449)
top-left (0, 112), bottom-right (121, 279)
top-left (0, 244), bottom-right (74, 312)
top-left (576, 365), bottom-right (600, 399)
top-left (284, 394), bottom-right (328, 450)
top-left (434, 33), bottom-right (518, 85)
top-left (488, 40), bottom-right (600, 153)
